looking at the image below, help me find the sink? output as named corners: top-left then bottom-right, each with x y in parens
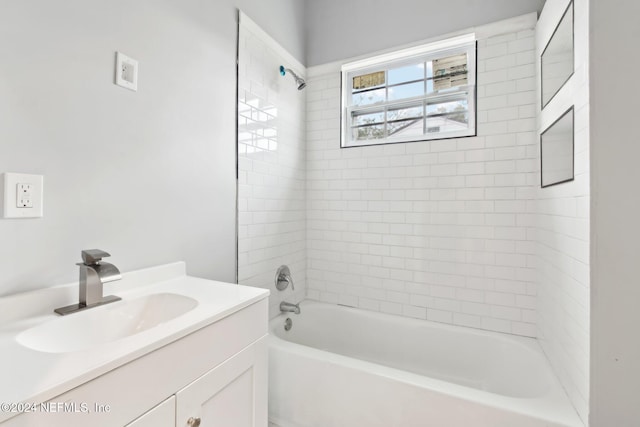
top-left (16, 293), bottom-right (198, 353)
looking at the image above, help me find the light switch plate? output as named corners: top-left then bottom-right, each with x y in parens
top-left (115, 52), bottom-right (138, 91)
top-left (1, 173), bottom-right (43, 218)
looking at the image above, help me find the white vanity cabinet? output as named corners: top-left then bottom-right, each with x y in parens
top-left (2, 297), bottom-right (268, 427)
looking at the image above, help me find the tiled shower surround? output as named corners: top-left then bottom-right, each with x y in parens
top-left (237, 14), bottom-right (306, 317)
top-left (306, 24), bottom-right (539, 337)
top-left (239, 12), bottom-right (589, 422)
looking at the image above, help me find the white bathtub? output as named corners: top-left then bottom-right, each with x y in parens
top-left (269, 300), bottom-right (582, 427)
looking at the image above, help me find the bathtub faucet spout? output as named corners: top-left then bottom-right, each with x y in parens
top-left (280, 301), bottom-right (300, 314)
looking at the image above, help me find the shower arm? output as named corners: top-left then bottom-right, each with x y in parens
top-left (279, 65), bottom-right (306, 90)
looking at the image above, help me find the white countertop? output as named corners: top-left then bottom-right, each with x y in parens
top-left (0, 262), bottom-right (269, 423)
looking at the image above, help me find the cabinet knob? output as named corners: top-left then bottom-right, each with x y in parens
top-left (187, 417), bottom-right (201, 427)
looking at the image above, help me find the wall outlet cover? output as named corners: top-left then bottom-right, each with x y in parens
top-left (115, 52), bottom-right (138, 91)
top-left (1, 173), bottom-right (44, 219)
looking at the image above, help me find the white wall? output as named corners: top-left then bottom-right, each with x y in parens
top-left (237, 14), bottom-right (307, 318)
top-left (535, 0), bottom-right (590, 423)
top-left (0, 0), bottom-right (305, 296)
top-left (304, 0), bottom-right (545, 66)
top-left (589, 0), bottom-right (640, 425)
top-left (305, 15), bottom-right (540, 337)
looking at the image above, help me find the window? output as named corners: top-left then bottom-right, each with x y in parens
top-left (341, 35), bottom-right (477, 148)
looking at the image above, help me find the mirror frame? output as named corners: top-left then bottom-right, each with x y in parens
top-left (541, 0), bottom-right (574, 109)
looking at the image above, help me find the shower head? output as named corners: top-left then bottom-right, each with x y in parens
top-left (279, 65), bottom-right (306, 90)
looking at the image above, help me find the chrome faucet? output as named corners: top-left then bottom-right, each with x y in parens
top-left (280, 301), bottom-right (300, 315)
top-left (54, 249), bottom-right (122, 315)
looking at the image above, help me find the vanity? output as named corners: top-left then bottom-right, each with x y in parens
top-left (0, 262), bottom-right (269, 427)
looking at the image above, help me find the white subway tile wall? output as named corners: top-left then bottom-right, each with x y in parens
top-left (536, 0), bottom-right (589, 422)
top-left (238, 15), bottom-right (306, 318)
top-left (306, 27), bottom-right (538, 337)
top-left (239, 11), bottom-right (588, 423)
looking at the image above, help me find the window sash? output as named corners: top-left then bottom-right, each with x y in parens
top-left (346, 87), bottom-right (475, 146)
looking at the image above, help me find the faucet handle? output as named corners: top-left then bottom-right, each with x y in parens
top-left (81, 249), bottom-right (111, 265)
top-left (275, 265), bottom-right (294, 291)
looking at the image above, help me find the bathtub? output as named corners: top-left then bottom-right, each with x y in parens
top-left (268, 300), bottom-right (582, 427)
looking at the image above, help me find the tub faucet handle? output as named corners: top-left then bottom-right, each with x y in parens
top-left (280, 273), bottom-right (294, 290)
top-left (275, 265), bottom-right (294, 291)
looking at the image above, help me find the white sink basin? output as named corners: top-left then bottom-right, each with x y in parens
top-left (16, 293), bottom-right (198, 353)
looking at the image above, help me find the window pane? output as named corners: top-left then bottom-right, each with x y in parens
top-left (388, 82), bottom-right (424, 101)
top-left (352, 111), bottom-right (384, 127)
top-left (387, 105), bottom-right (423, 120)
top-left (352, 88), bottom-right (385, 106)
top-left (426, 99), bottom-right (468, 133)
top-left (426, 99), bottom-right (468, 116)
top-left (353, 124), bottom-right (385, 140)
top-left (426, 114), bottom-right (468, 133)
top-left (388, 64), bottom-right (424, 85)
top-left (433, 53), bottom-right (468, 90)
top-left (352, 71), bottom-right (385, 91)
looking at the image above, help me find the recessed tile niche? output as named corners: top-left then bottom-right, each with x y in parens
top-left (541, 1), bottom-right (574, 108)
top-left (541, 107), bottom-right (574, 187)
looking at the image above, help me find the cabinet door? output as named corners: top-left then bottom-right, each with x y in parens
top-left (125, 396), bottom-right (175, 427)
top-left (176, 336), bottom-right (267, 427)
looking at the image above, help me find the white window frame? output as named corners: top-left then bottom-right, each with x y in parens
top-left (341, 34), bottom-right (477, 148)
